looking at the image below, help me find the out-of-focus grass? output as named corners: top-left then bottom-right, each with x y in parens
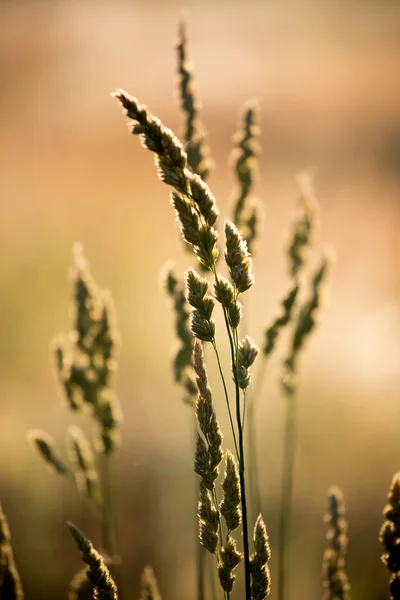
top-left (0, 1), bottom-right (399, 599)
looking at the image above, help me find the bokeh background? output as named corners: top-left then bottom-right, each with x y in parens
top-left (1, 0), bottom-right (399, 599)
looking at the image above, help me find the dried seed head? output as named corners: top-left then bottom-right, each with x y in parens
top-left (176, 21), bottom-right (212, 182)
top-left (67, 523), bottom-right (118, 600)
top-left (198, 482), bottom-right (219, 554)
top-left (115, 90), bottom-right (219, 272)
top-left (263, 282), bottom-right (299, 356)
top-left (193, 339), bottom-right (209, 400)
top-left (250, 514), bottom-right (271, 600)
top-left (224, 220), bottom-right (254, 293)
top-left (322, 486), bottom-right (350, 600)
top-left (190, 311), bottom-right (215, 343)
top-left (220, 451), bottom-right (241, 532)
top-left (228, 300), bottom-right (242, 330)
top-left (214, 276), bottom-right (235, 308)
top-left (171, 192), bottom-right (201, 247)
top-left (287, 171), bottom-right (318, 279)
top-left (139, 566), bottom-right (162, 600)
top-left (190, 173), bottom-right (219, 226)
top-left (380, 473), bottom-right (400, 600)
top-left (236, 336), bottom-right (259, 389)
top-left (253, 514), bottom-right (271, 563)
top-left (193, 340), bottom-right (223, 487)
top-left (230, 101), bottom-right (262, 255)
top-left (28, 429), bottom-right (69, 475)
top-left (285, 251), bottom-right (332, 376)
top-left (239, 336), bottom-right (259, 369)
top-left (185, 268), bottom-right (209, 309)
top-left (194, 433), bottom-right (213, 490)
top-left (218, 535), bottom-right (243, 593)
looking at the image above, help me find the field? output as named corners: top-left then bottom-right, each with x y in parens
top-left (0, 2), bottom-right (399, 599)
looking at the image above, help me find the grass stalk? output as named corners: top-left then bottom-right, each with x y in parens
top-left (100, 455), bottom-right (117, 564)
top-left (277, 387), bottom-right (296, 600)
top-left (212, 341), bottom-right (239, 460)
top-left (221, 303), bottom-right (251, 600)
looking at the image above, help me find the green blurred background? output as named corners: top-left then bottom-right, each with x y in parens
top-left (1, 0), bottom-right (399, 598)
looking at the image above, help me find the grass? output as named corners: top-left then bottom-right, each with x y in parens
top-left (0, 20), bottom-right (398, 600)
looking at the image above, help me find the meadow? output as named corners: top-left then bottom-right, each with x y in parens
top-left (0, 2), bottom-right (399, 599)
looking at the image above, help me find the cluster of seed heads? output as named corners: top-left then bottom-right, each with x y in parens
top-left (52, 245), bottom-right (122, 454)
top-left (380, 474), bottom-right (400, 600)
top-left (322, 487), bottom-right (350, 600)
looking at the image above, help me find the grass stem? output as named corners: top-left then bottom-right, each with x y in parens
top-left (278, 389), bottom-right (297, 600)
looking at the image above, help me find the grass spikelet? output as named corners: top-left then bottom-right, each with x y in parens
top-left (230, 101), bottom-right (262, 255)
top-left (28, 429), bottom-right (69, 475)
top-left (193, 340), bottom-right (223, 486)
top-left (176, 21), bottom-right (212, 181)
top-left (237, 336), bottom-right (259, 390)
top-left (218, 535), bottom-right (243, 593)
top-left (380, 473), bottom-right (400, 600)
top-left (161, 263), bottom-right (196, 405)
top-left (287, 172), bottom-right (318, 279)
top-left (68, 426), bottom-right (102, 504)
top-left (224, 220), bottom-right (254, 294)
top-left (250, 515), bottom-right (271, 600)
top-left (185, 268), bottom-right (216, 343)
top-left (0, 504), bottom-right (24, 600)
top-left (51, 246), bottom-right (122, 454)
top-left (322, 486), bottom-right (351, 600)
top-left (67, 522), bottom-right (118, 600)
top-left (262, 282), bottom-right (299, 357)
top-left (198, 482), bottom-right (220, 555)
top-left (283, 251), bottom-right (332, 381)
top-left (139, 566), bottom-right (162, 600)
top-left (113, 90), bottom-right (219, 270)
top-left (220, 451), bottom-right (241, 532)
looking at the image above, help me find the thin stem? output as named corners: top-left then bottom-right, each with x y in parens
top-left (235, 381), bottom-right (252, 600)
top-left (212, 489), bottom-right (229, 600)
top-left (197, 536), bottom-right (206, 600)
top-left (192, 413), bottom-right (206, 600)
top-left (208, 551), bottom-right (218, 600)
top-left (278, 388), bottom-right (297, 600)
top-left (245, 358), bottom-right (267, 520)
top-left (241, 390), bottom-right (247, 431)
top-left (220, 300), bottom-right (251, 600)
top-left (100, 454), bottom-right (115, 558)
top-left (212, 341), bottom-right (239, 459)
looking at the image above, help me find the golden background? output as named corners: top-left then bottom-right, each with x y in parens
top-left (0, 1), bottom-right (399, 598)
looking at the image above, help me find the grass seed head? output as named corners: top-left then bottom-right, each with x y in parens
top-left (28, 429), bottom-right (69, 475)
top-left (322, 486), bottom-right (350, 600)
top-left (67, 523), bottom-right (118, 600)
top-left (139, 566), bottom-right (162, 600)
top-left (218, 535), bottom-right (243, 593)
top-left (220, 451), bottom-right (241, 532)
top-left (175, 21), bottom-right (212, 182)
top-left (224, 220), bottom-right (254, 294)
top-left (380, 473), bottom-right (400, 600)
top-left (250, 514), bottom-right (271, 600)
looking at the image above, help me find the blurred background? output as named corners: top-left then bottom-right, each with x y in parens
top-left (1, 0), bottom-right (399, 599)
